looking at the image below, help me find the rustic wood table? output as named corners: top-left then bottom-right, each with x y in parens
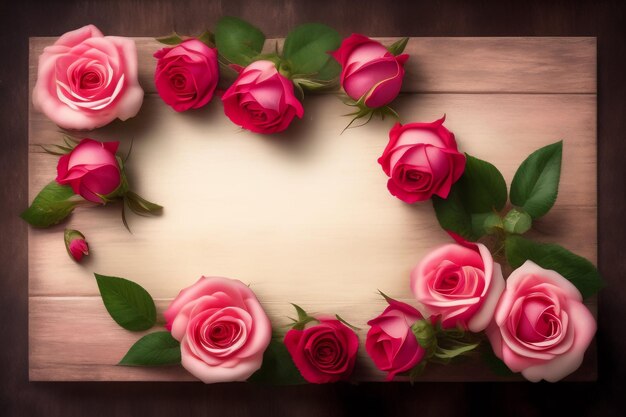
top-left (2, 0), bottom-right (625, 415)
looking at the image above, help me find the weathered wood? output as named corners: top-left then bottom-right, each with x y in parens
top-left (29, 297), bottom-right (597, 381)
top-left (28, 37), bottom-right (597, 95)
top-left (28, 37), bottom-right (597, 382)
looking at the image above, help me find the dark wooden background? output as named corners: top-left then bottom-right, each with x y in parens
top-left (1, 0), bottom-right (624, 415)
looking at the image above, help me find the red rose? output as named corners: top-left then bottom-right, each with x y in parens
top-left (366, 299), bottom-right (425, 380)
top-left (331, 34), bottom-right (408, 108)
top-left (284, 318), bottom-right (359, 383)
top-left (221, 60), bottom-right (304, 134)
top-left (154, 39), bottom-right (219, 112)
top-left (378, 116), bottom-right (466, 203)
top-left (55, 138), bottom-right (121, 203)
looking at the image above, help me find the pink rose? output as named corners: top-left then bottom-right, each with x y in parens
top-left (411, 242), bottom-right (505, 332)
top-left (284, 318), bottom-right (359, 383)
top-left (331, 34), bottom-right (408, 108)
top-left (64, 229), bottom-right (89, 262)
top-left (486, 261), bottom-right (596, 382)
top-left (221, 60), bottom-right (304, 134)
top-left (154, 39), bottom-right (219, 112)
top-left (56, 138), bottom-right (122, 204)
top-left (366, 299), bottom-right (425, 380)
top-left (32, 25), bottom-right (144, 130)
top-left (164, 276), bottom-right (272, 383)
top-left (378, 117), bottom-right (466, 203)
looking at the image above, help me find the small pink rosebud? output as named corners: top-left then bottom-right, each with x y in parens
top-left (64, 229), bottom-right (89, 262)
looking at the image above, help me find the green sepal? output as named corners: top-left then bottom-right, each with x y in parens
top-left (156, 32), bottom-right (185, 45)
top-left (288, 303), bottom-right (319, 330)
top-left (387, 37), bottom-right (409, 56)
top-left (503, 208), bottom-right (532, 235)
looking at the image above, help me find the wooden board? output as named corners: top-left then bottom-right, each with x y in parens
top-left (28, 37), bottom-right (597, 381)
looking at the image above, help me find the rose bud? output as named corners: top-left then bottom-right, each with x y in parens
top-left (331, 34), bottom-right (408, 108)
top-left (154, 39), bottom-right (219, 112)
top-left (378, 116), bottom-right (466, 203)
top-left (284, 318), bottom-right (359, 383)
top-left (64, 229), bottom-right (89, 262)
top-left (486, 261), bottom-right (596, 382)
top-left (32, 25), bottom-right (143, 130)
top-left (56, 138), bottom-right (122, 204)
top-left (164, 276), bottom-right (272, 383)
top-left (366, 298), bottom-right (425, 380)
top-left (221, 60), bottom-right (304, 134)
top-left (411, 242), bottom-right (505, 332)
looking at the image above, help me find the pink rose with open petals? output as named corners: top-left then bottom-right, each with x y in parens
top-left (366, 299), bottom-right (425, 380)
top-left (284, 318), bottom-right (359, 384)
top-left (164, 276), bottom-right (272, 383)
top-left (33, 25), bottom-right (144, 130)
top-left (378, 116), bottom-right (466, 203)
top-left (154, 39), bottom-right (218, 112)
top-left (221, 60), bottom-right (304, 134)
top-left (331, 34), bottom-right (408, 108)
top-left (411, 242), bottom-right (505, 332)
top-left (56, 138), bottom-right (121, 204)
top-left (486, 261), bottom-right (596, 382)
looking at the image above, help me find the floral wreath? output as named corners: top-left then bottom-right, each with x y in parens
top-left (24, 19), bottom-right (601, 384)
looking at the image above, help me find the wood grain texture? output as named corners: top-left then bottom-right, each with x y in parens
top-left (3, 0), bottom-right (626, 416)
top-left (27, 36), bottom-right (598, 382)
top-left (28, 37), bottom-right (596, 94)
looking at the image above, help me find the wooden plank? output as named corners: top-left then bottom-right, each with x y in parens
top-left (28, 37), bottom-right (597, 382)
top-left (29, 297), bottom-right (597, 382)
top-left (28, 37), bottom-right (597, 94)
top-left (28, 94), bottom-right (597, 298)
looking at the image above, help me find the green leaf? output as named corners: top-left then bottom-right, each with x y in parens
top-left (119, 332), bottom-right (181, 366)
top-left (283, 23), bottom-right (341, 78)
top-left (461, 154), bottom-right (508, 213)
top-left (411, 319), bottom-right (436, 353)
top-left (94, 273), bottom-right (157, 331)
top-left (481, 345), bottom-right (515, 377)
top-left (335, 314), bottom-right (361, 331)
top-left (434, 342), bottom-right (479, 360)
top-left (387, 37), bottom-right (409, 56)
top-left (20, 181), bottom-right (78, 227)
top-left (124, 191), bottom-right (163, 216)
top-left (215, 16), bottom-right (265, 66)
top-left (505, 235), bottom-right (603, 298)
top-left (248, 338), bottom-right (306, 385)
top-left (503, 208), bottom-right (532, 234)
top-left (315, 57), bottom-right (342, 83)
top-left (156, 32), bottom-right (185, 45)
top-left (432, 154), bottom-right (507, 240)
top-left (510, 141), bottom-right (562, 219)
top-left (432, 187), bottom-right (475, 240)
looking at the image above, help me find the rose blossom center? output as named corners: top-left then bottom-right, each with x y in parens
top-left (205, 321), bottom-right (241, 348)
top-left (516, 295), bottom-right (562, 343)
top-left (430, 263), bottom-right (484, 298)
top-left (307, 334), bottom-right (344, 371)
top-left (80, 71), bottom-right (102, 89)
top-left (170, 73), bottom-right (187, 91)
